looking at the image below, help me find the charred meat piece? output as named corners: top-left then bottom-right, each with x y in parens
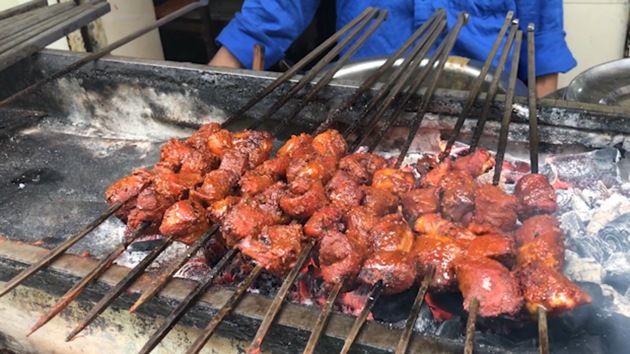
top-left (218, 150), bottom-right (250, 177)
top-left (412, 213), bottom-right (461, 238)
top-left (184, 122), bottom-right (221, 151)
top-left (287, 154), bottom-right (339, 191)
top-left (474, 184), bottom-right (519, 231)
top-left (277, 133), bottom-right (313, 158)
top-left (304, 206), bottom-right (345, 239)
top-left (456, 257), bottom-right (523, 317)
top-left (160, 138), bottom-right (195, 171)
top-left (180, 150), bottom-right (218, 175)
top-left (516, 220), bottom-right (565, 271)
top-left (190, 169), bottom-right (239, 206)
top-left (372, 168), bottom-right (415, 196)
top-left (205, 129), bottom-right (233, 158)
top-left (346, 206), bottom-right (379, 241)
top-left (514, 173), bottom-right (558, 220)
top-left (253, 181), bottom-right (291, 225)
top-left (451, 149), bottom-right (495, 178)
top-left (312, 129), bottom-right (347, 160)
top-left (440, 171), bottom-right (476, 224)
top-left (159, 200), bottom-right (210, 245)
top-left (515, 261), bottom-right (592, 316)
top-left (339, 152), bottom-right (388, 185)
top-left (369, 213), bottom-right (415, 253)
top-left (414, 233), bottom-right (464, 291)
top-left (239, 155), bottom-right (291, 196)
top-left (400, 187), bottom-right (440, 223)
top-left (515, 214), bottom-right (561, 247)
top-left (362, 186), bottom-right (399, 216)
top-left (152, 168), bottom-right (202, 201)
top-left (127, 185), bottom-right (174, 234)
top-left (208, 196), bottom-right (240, 223)
top-left (280, 180), bottom-right (328, 219)
top-left (105, 169), bottom-right (152, 220)
top-left (326, 170), bottom-right (365, 212)
top-left (318, 229), bottom-right (368, 286)
top-left (465, 234), bottom-right (515, 266)
top-left (238, 224), bottom-right (306, 275)
top-left (421, 158), bottom-right (451, 187)
top-left (358, 251), bottom-right (418, 295)
top-left (232, 130), bottom-right (274, 168)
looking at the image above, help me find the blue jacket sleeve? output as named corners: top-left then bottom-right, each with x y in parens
top-left (216, 0), bottom-right (321, 69)
top-left (515, 0), bottom-right (577, 81)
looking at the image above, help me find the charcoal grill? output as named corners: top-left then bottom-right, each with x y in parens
top-left (2, 6), bottom-right (630, 354)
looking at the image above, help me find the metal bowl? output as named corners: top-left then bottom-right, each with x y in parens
top-left (564, 58), bottom-right (630, 107)
top-left (331, 55), bottom-right (528, 96)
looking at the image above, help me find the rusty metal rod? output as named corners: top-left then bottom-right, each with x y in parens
top-left (0, 201), bottom-right (122, 298)
top-left (464, 297), bottom-right (479, 354)
top-left (0, 0), bottom-right (210, 109)
top-left (128, 227), bottom-right (219, 313)
top-left (247, 8), bottom-right (380, 131)
top-left (439, 11), bottom-right (514, 159)
top-left (339, 280), bottom-right (384, 354)
top-left (221, 7), bottom-right (376, 127)
top-left (185, 265), bottom-right (264, 354)
top-left (527, 24), bottom-right (539, 173)
top-left (469, 20), bottom-right (519, 152)
top-left (360, 18), bottom-right (448, 153)
top-left (492, 30), bottom-right (523, 186)
top-left (137, 247), bottom-right (239, 354)
top-left (314, 9), bottom-right (446, 135)
top-left (0, 0), bottom-right (47, 21)
top-left (345, 17), bottom-right (447, 143)
top-left (538, 306), bottom-right (549, 354)
top-left (246, 241), bottom-right (316, 354)
top-left (302, 280), bottom-right (344, 354)
top-left (393, 12), bottom-right (468, 168)
top-left (394, 267), bottom-right (434, 354)
top-left (65, 235), bottom-right (176, 341)
top-left (269, 9), bottom-right (388, 135)
top-left (27, 221), bottom-right (149, 336)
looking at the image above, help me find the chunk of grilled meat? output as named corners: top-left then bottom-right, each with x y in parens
top-left (238, 224), bottom-right (306, 276)
top-left (362, 186), bottom-right (399, 216)
top-left (368, 213), bottom-right (415, 253)
top-left (514, 173), bottom-right (558, 220)
top-left (414, 233), bottom-right (464, 291)
top-left (312, 129), bottom-right (347, 160)
top-left (412, 213), bottom-right (461, 238)
top-left (239, 155), bottom-right (290, 196)
top-left (184, 122), bottom-right (221, 151)
top-left (304, 206), bottom-right (345, 239)
top-left (451, 149), bottom-right (495, 178)
top-left (326, 170), bottom-right (365, 212)
top-left (279, 180), bottom-right (328, 219)
top-left (456, 257), bottom-right (524, 317)
top-left (105, 168), bottom-right (152, 221)
top-left (127, 185), bottom-right (175, 234)
top-left (474, 184), bottom-right (519, 231)
top-left (440, 171), bottom-right (476, 224)
top-left (514, 261), bottom-right (592, 316)
top-left (372, 168), bottom-right (415, 196)
top-left (358, 251), bottom-right (418, 295)
top-left (338, 152), bottom-right (388, 185)
top-left (231, 130), bottom-right (274, 169)
top-left (420, 158), bottom-right (451, 187)
top-left (190, 169), bottom-right (239, 207)
top-left (159, 200), bottom-right (210, 245)
top-left (160, 138), bottom-right (196, 172)
top-left (516, 217), bottom-right (565, 272)
top-left (318, 229), bottom-right (368, 287)
top-left (400, 186), bottom-right (440, 223)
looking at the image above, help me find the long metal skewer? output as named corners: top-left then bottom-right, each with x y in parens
top-left (302, 280), bottom-right (344, 354)
top-left (137, 248), bottom-right (239, 354)
top-left (248, 8), bottom-right (381, 131)
top-left (65, 233), bottom-right (179, 341)
top-left (27, 221), bottom-right (149, 336)
top-left (0, 202), bottom-right (121, 298)
top-left (463, 297), bottom-right (479, 354)
top-left (221, 7), bottom-right (376, 127)
top-left (393, 13), bottom-right (468, 168)
top-left (269, 10), bottom-right (389, 135)
top-left (492, 30), bottom-right (523, 186)
top-left (246, 241), bottom-right (316, 354)
top-left (128, 228), bottom-right (218, 313)
top-left (469, 20), bottom-right (520, 152)
top-left (314, 9), bottom-right (446, 135)
top-left (339, 280), bottom-right (384, 354)
top-left (394, 267), bottom-right (434, 354)
top-left (527, 24), bottom-right (539, 173)
top-left (538, 306), bottom-right (549, 354)
top-left (185, 265), bottom-right (264, 354)
top-left (439, 11), bottom-right (514, 159)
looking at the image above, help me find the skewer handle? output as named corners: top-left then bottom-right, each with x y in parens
top-left (464, 297), bottom-right (479, 354)
top-left (538, 306), bottom-right (549, 354)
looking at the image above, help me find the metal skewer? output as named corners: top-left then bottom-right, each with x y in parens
top-left (246, 241), bottom-right (316, 354)
top-left (302, 280), bottom-right (344, 354)
top-left (464, 297), bottom-right (480, 354)
top-left (128, 228), bottom-right (218, 313)
top-left (65, 233), bottom-right (179, 341)
top-left (469, 20), bottom-right (520, 152)
top-left (492, 29), bottom-right (523, 186)
top-left (137, 248), bottom-right (239, 354)
top-left (527, 24), bottom-right (540, 173)
top-left (394, 267), bottom-right (434, 354)
top-left (27, 221), bottom-right (149, 336)
top-left (538, 306), bottom-right (549, 354)
top-left (339, 280), bottom-right (384, 354)
top-left (185, 265), bottom-right (264, 354)
top-left (439, 11), bottom-right (514, 160)
top-left (0, 201), bottom-right (121, 298)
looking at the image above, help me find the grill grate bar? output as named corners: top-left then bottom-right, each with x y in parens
top-left (394, 266), bottom-right (434, 354)
top-left (302, 280), bottom-right (344, 354)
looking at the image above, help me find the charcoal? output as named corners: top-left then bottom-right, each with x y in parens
top-left (567, 234), bottom-right (611, 263)
top-left (413, 303), bottom-right (439, 334)
top-left (372, 285), bottom-right (419, 324)
top-left (564, 251), bottom-right (605, 284)
top-left (551, 335), bottom-right (607, 354)
top-left (560, 212), bottom-right (586, 239)
top-left (543, 148), bottom-right (621, 189)
top-left (605, 313), bottom-right (630, 354)
top-left (600, 283), bottom-right (630, 317)
top-left (433, 317), bottom-right (464, 339)
top-left (598, 212), bottom-right (630, 253)
top-left (556, 189), bottom-right (577, 214)
top-left (586, 194), bottom-right (630, 234)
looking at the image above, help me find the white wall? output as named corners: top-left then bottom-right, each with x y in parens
top-left (561, 0), bottom-right (630, 87)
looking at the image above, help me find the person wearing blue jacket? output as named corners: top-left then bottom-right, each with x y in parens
top-left (209, 0), bottom-right (576, 98)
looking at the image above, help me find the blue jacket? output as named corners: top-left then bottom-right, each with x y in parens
top-left (216, 0), bottom-right (576, 84)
